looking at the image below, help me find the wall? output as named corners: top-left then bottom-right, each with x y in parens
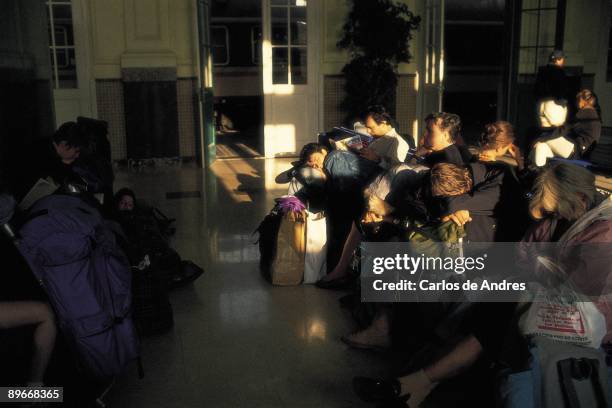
top-left (320, 0), bottom-right (420, 138)
top-left (0, 0), bottom-right (55, 177)
top-left (86, 0), bottom-right (200, 160)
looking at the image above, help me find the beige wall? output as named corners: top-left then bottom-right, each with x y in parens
top-left (87, 0), bottom-right (199, 79)
top-left (321, 0), bottom-right (419, 75)
top-left (564, 0), bottom-right (612, 126)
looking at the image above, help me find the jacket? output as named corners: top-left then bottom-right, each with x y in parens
top-left (535, 64), bottom-right (567, 101)
top-left (522, 195), bottom-right (612, 341)
top-left (566, 108), bottom-right (602, 158)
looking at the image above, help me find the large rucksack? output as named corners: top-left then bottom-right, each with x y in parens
top-left (16, 194), bottom-right (140, 380)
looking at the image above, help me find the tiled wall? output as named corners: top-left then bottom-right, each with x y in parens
top-left (395, 75), bottom-right (418, 139)
top-left (323, 74), bottom-right (417, 137)
top-left (96, 80), bottom-right (127, 161)
top-left (176, 78), bottom-right (198, 158)
top-left (95, 78), bottom-right (198, 161)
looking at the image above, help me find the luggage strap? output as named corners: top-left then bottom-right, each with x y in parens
top-left (558, 358), bottom-right (607, 408)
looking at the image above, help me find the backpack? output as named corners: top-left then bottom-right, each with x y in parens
top-left (16, 194), bottom-right (140, 380)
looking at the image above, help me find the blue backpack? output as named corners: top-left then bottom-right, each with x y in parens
top-left (16, 194), bottom-right (140, 380)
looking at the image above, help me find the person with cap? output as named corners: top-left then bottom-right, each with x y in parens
top-left (534, 50), bottom-right (568, 129)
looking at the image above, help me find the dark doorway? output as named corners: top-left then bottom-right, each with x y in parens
top-left (443, 0), bottom-right (506, 146)
top-left (211, 0), bottom-right (264, 158)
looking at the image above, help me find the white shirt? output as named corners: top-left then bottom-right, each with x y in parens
top-left (368, 127), bottom-right (409, 170)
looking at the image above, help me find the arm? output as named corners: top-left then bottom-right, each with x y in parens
top-left (569, 118), bottom-right (601, 154)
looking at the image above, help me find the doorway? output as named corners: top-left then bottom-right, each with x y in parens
top-left (46, 0), bottom-right (94, 127)
top-left (210, 0), bottom-right (264, 158)
top-left (442, 0), bottom-right (506, 145)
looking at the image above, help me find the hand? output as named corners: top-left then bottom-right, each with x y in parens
top-left (362, 211), bottom-right (384, 224)
top-left (441, 210), bottom-right (472, 226)
top-left (507, 144), bottom-right (524, 169)
top-left (478, 151), bottom-right (497, 162)
top-left (360, 147), bottom-right (380, 163)
top-left (415, 146), bottom-right (432, 157)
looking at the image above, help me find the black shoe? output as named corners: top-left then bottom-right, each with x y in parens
top-left (315, 275), bottom-right (353, 290)
top-left (353, 376), bottom-right (403, 403)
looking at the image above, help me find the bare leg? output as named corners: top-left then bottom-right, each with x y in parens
top-left (0, 302), bottom-right (57, 384)
top-left (422, 335), bottom-right (482, 382)
top-left (321, 222), bottom-right (362, 282)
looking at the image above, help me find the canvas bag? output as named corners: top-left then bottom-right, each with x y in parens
top-left (518, 276), bottom-right (607, 349)
top-left (271, 211), bottom-right (306, 286)
top-left (288, 178), bottom-right (327, 284)
top-left (303, 211), bottom-right (327, 284)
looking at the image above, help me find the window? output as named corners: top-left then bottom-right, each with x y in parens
top-left (251, 25), bottom-right (262, 65)
top-left (211, 26), bottom-right (230, 66)
top-left (607, 16), bottom-right (612, 82)
top-left (270, 0), bottom-right (307, 84)
top-left (518, 0), bottom-right (565, 74)
top-left (46, 0), bottom-right (77, 89)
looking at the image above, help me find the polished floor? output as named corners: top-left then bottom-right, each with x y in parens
top-left (105, 158), bottom-right (389, 408)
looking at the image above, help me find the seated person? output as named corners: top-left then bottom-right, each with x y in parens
top-left (531, 89), bottom-right (602, 167)
top-left (535, 50), bottom-right (568, 130)
top-left (353, 162), bottom-right (612, 408)
top-left (317, 114), bottom-right (473, 288)
top-left (415, 112), bottom-right (474, 167)
top-left (341, 162), bottom-right (505, 350)
top-left (113, 188), bottom-right (202, 288)
top-left (287, 143), bottom-right (328, 214)
top-left (477, 121), bottom-right (524, 170)
top-left (9, 122), bottom-right (87, 202)
top-left (358, 105), bottom-right (410, 169)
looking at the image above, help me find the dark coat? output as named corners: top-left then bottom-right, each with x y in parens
top-left (424, 144), bottom-right (475, 168)
top-left (535, 64), bottom-right (567, 101)
top-left (566, 107), bottom-right (601, 157)
top-left (440, 162), bottom-right (505, 242)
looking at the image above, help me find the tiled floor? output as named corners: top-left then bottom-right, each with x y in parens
top-left (104, 158), bottom-right (388, 408)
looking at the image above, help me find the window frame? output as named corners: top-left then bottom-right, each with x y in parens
top-left (46, 0), bottom-right (77, 89)
top-left (251, 25), bottom-right (262, 65)
top-left (210, 25), bottom-right (230, 66)
top-left (607, 15), bottom-right (612, 82)
top-left (270, 1), bottom-right (308, 85)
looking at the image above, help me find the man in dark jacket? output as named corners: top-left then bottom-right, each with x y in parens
top-left (8, 122), bottom-right (87, 203)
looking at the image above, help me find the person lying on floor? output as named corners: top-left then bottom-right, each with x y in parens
top-left (352, 162), bottom-right (612, 408)
top-left (531, 89), bottom-right (602, 167)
